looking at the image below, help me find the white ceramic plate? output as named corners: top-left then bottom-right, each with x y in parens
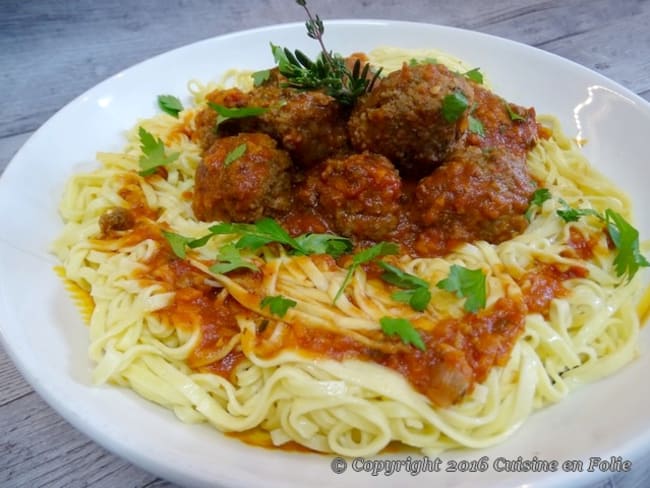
top-left (1, 20), bottom-right (649, 488)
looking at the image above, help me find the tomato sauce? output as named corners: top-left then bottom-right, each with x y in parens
top-left (564, 226), bottom-right (600, 259)
top-left (519, 263), bottom-right (587, 316)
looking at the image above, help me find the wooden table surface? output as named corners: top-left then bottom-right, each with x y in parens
top-left (1, 1), bottom-right (649, 487)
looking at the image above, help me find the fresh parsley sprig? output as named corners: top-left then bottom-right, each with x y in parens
top-left (208, 219), bottom-right (354, 258)
top-left (157, 95), bottom-right (184, 118)
top-left (559, 206), bottom-right (649, 281)
top-left (526, 191), bottom-right (648, 282)
top-left (334, 242), bottom-right (399, 302)
top-left (161, 232), bottom-right (258, 274)
top-left (293, 233), bottom-right (353, 257)
top-left (604, 209), bottom-right (649, 281)
top-left (379, 317), bottom-right (426, 351)
top-left (207, 102), bottom-right (269, 131)
top-left (260, 295), bottom-right (297, 317)
top-left (161, 230), bottom-right (194, 259)
top-left (504, 101), bottom-right (526, 122)
top-left (556, 199), bottom-right (601, 223)
top-left (163, 218), bottom-right (353, 263)
top-left (209, 243), bottom-right (259, 274)
top-left (525, 188), bottom-right (552, 222)
top-left (137, 127), bottom-right (179, 176)
top-left (442, 91), bottom-right (470, 123)
top-left (377, 261), bottom-right (432, 312)
top-left (436, 264), bottom-right (487, 313)
top-left (207, 218), bottom-right (306, 253)
top-left (463, 67), bottom-right (484, 84)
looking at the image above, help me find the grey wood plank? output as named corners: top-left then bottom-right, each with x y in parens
top-left (537, 9), bottom-right (650, 96)
top-left (0, 376), bottom-right (168, 488)
top-left (0, 346), bottom-right (34, 407)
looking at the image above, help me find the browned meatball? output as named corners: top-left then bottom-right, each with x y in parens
top-left (348, 63), bottom-right (474, 177)
top-left (466, 84), bottom-right (538, 155)
top-left (247, 86), bottom-right (350, 168)
top-left (193, 87), bottom-right (252, 151)
top-left (297, 152), bottom-right (402, 241)
top-left (414, 146), bottom-right (535, 250)
top-left (193, 133), bottom-right (292, 223)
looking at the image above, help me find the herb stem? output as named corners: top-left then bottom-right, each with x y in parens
top-left (297, 1), bottom-right (336, 71)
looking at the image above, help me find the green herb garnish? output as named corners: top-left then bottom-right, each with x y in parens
top-left (556, 207), bottom-right (600, 223)
top-left (162, 230), bottom-right (194, 259)
top-left (209, 243), bottom-right (259, 274)
top-left (251, 69), bottom-right (271, 87)
top-left (377, 261), bottom-right (429, 289)
top-left (293, 233), bottom-right (353, 258)
top-left (377, 261), bottom-right (432, 312)
top-left (556, 199), bottom-right (601, 223)
top-left (604, 209), bottom-right (650, 281)
top-left (545, 197), bottom-right (648, 281)
top-left (189, 218), bottom-right (353, 259)
top-left (442, 91), bottom-right (469, 122)
top-left (161, 221), bottom-right (352, 273)
top-left (137, 127), bottom-right (179, 176)
top-left (468, 115), bottom-right (485, 136)
top-left (504, 102), bottom-right (526, 122)
top-left (202, 218), bottom-right (352, 258)
top-left (208, 218), bottom-right (304, 253)
top-left (260, 295), bottom-right (297, 317)
top-left (223, 143), bottom-right (247, 167)
top-left (408, 57), bottom-right (438, 66)
top-left (334, 242), bottom-right (399, 302)
top-left (391, 287), bottom-right (432, 313)
top-left (207, 102), bottom-right (269, 128)
top-left (379, 317), bottom-right (426, 351)
top-left (269, 1), bottom-right (382, 105)
top-left (525, 188), bottom-right (552, 222)
top-left (436, 264), bottom-right (487, 312)
top-left (157, 95), bottom-right (184, 118)
top-left (463, 67), bottom-right (484, 84)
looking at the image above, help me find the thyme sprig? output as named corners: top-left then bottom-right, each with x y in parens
top-left (272, 1), bottom-right (382, 105)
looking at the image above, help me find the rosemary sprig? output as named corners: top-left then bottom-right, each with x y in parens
top-left (271, 1), bottom-right (382, 105)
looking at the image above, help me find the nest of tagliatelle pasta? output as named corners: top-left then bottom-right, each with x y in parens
top-left (53, 39), bottom-right (650, 457)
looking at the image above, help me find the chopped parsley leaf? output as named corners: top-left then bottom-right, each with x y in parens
top-left (379, 317), bottom-right (426, 351)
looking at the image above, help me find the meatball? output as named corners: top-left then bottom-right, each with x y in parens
top-left (193, 87), bottom-right (252, 151)
top-left (414, 146), bottom-right (535, 249)
top-left (247, 85), bottom-right (350, 168)
top-left (192, 133), bottom-right (292, 223)
top-left (348, 63), bottom-right (474, 177)
top-left (297, 152), bottom-right (402, 241)
top-left (466, 84), bottom-right (538, 155)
